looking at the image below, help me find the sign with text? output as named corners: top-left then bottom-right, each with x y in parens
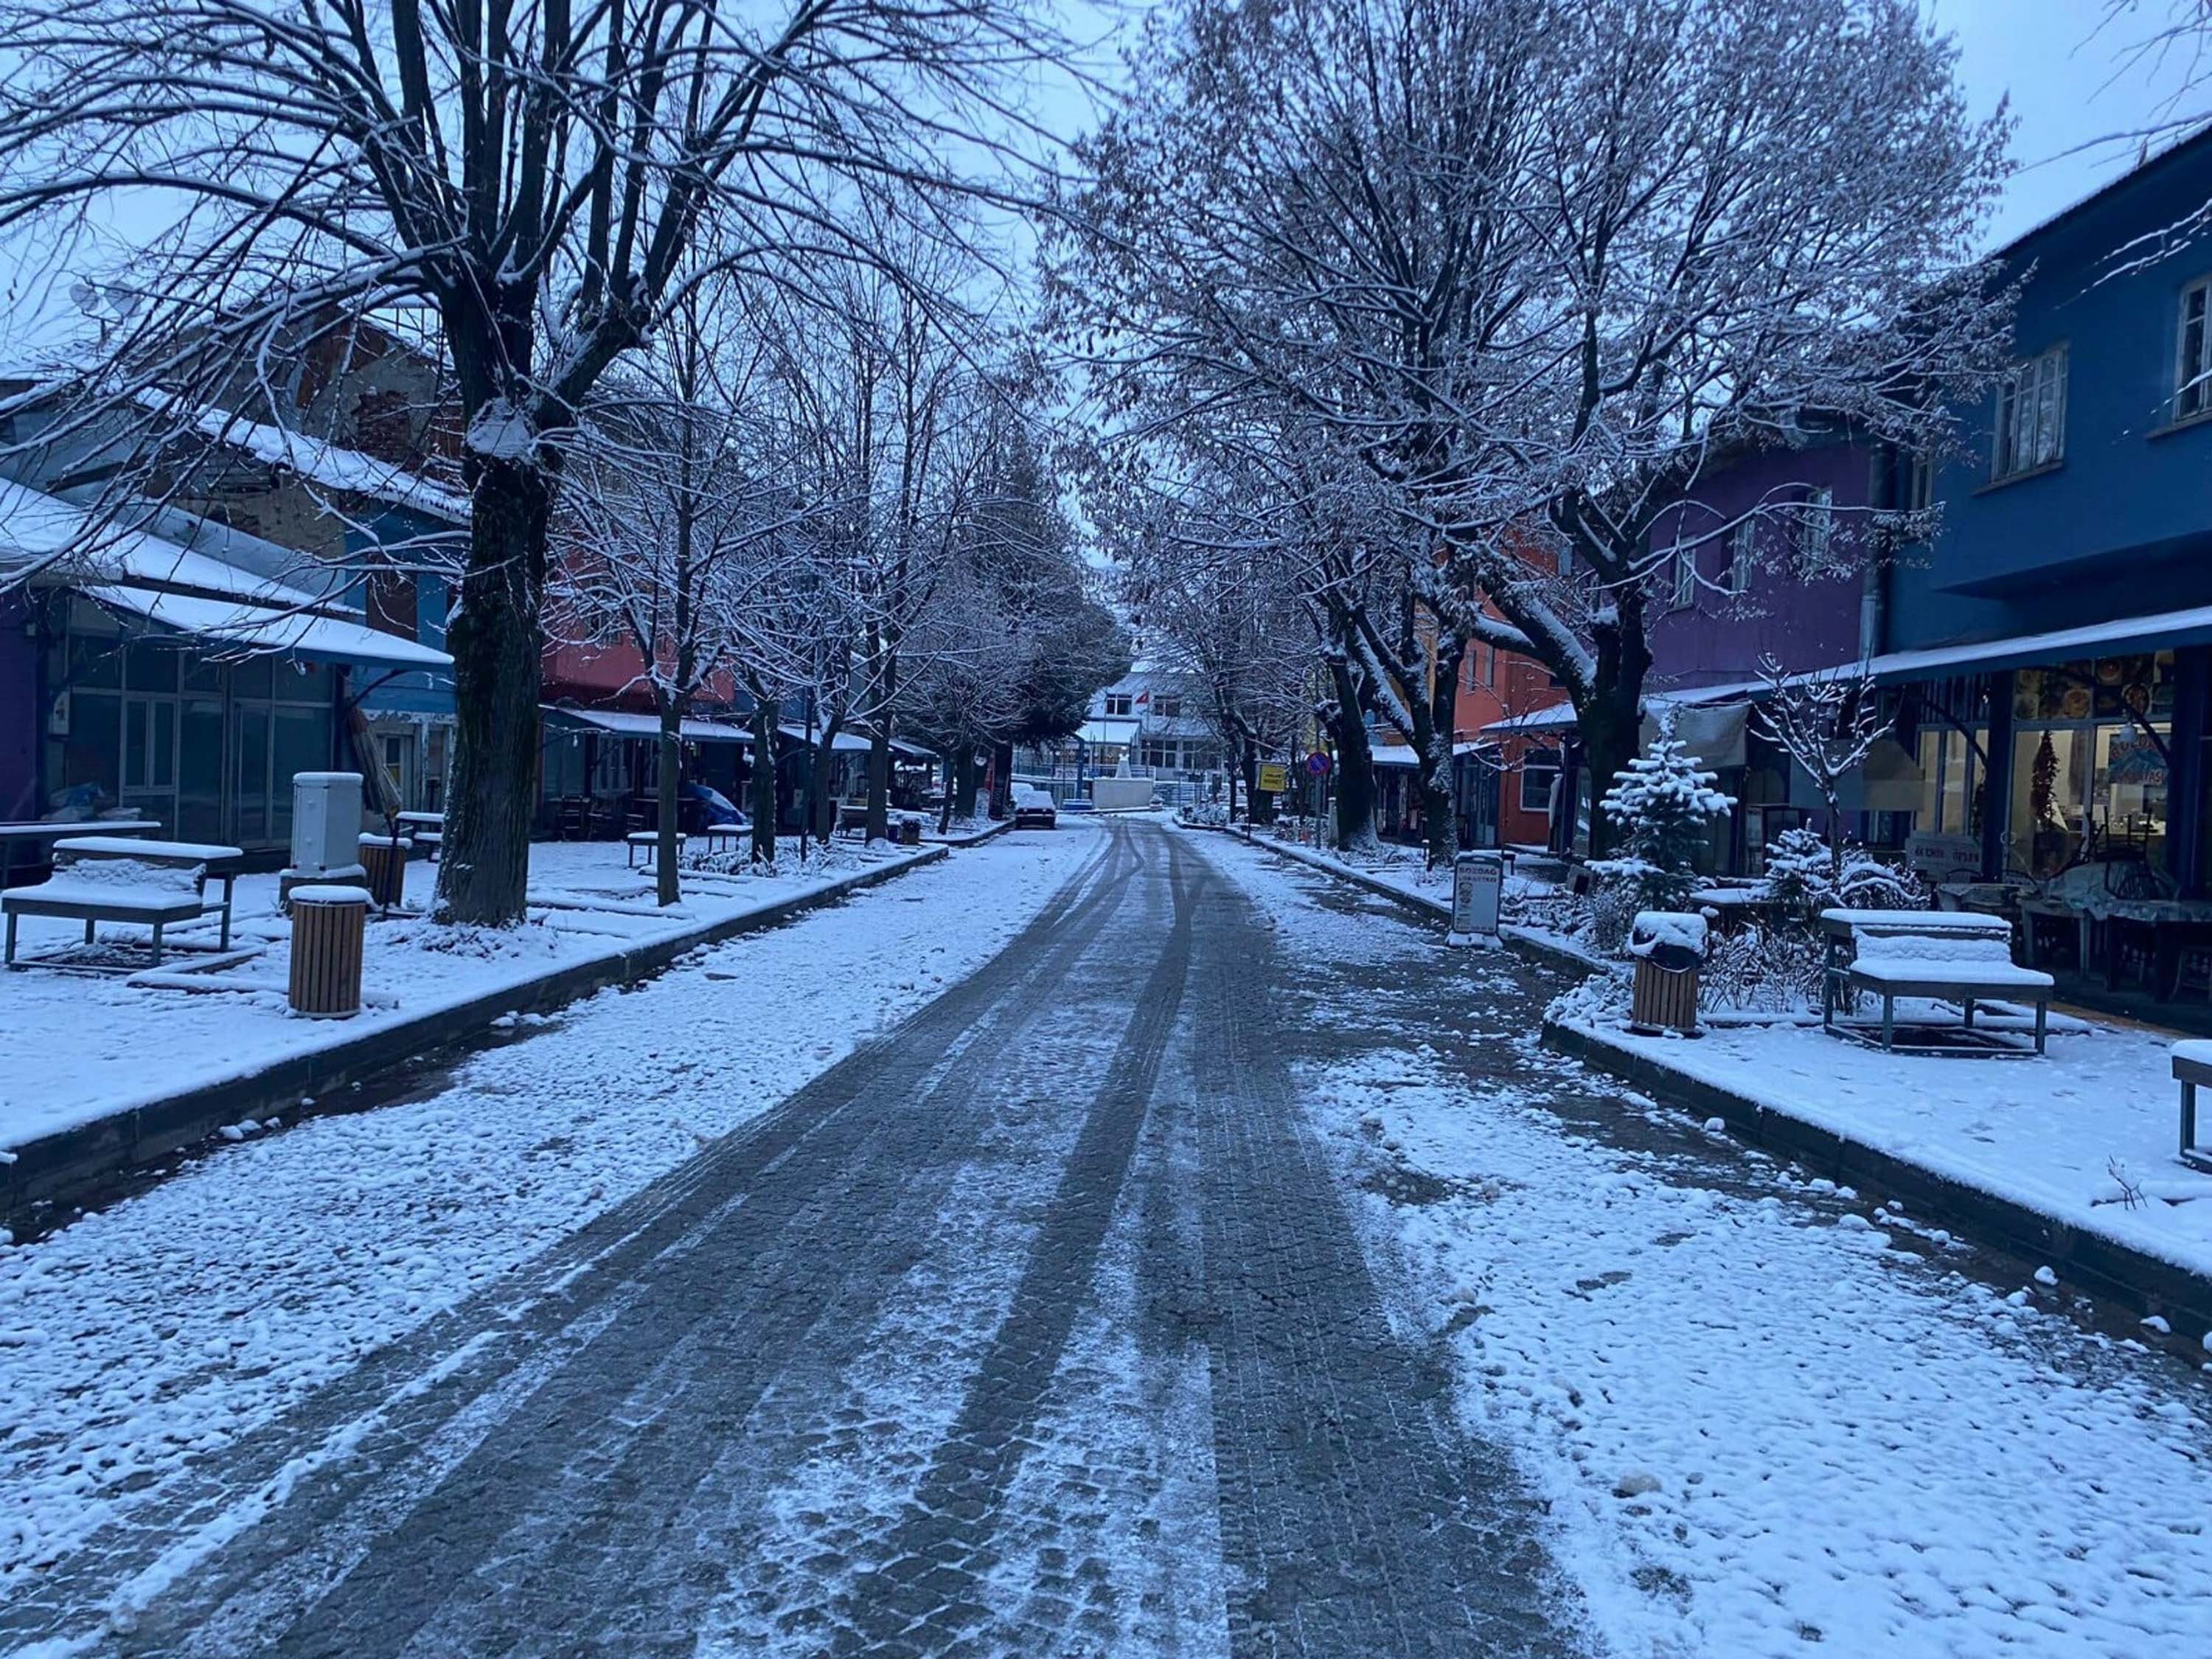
top-left (1256, 762), bottom-right (1288, 793)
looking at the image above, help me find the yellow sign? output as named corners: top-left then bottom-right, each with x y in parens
top-left (1257, 762), bottom-right (1288, 793)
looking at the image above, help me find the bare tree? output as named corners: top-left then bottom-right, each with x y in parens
top-left (554, 280), bottom-right (805, 905)
top-left (0, 0), bottom-right (1060, 922)
top-left (1061, 0), bottom-right (2008, 855)
top-left (1749, 656), bottom-right (1890, 858)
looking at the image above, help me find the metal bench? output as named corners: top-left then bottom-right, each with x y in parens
top-left (395, 811), bottom-right (444, 861)
top-left (4, 858), bottom-right (209, 967)
top-left (1819, 909), bottom-right (2052, 1054)
top-left (626, 830), bottom-right (686, 868)
top-left (2174, 1042), bottom-right (2212, 1172)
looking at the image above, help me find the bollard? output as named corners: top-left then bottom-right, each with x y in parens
top-left (288, 885), bottom-right (369, 1018)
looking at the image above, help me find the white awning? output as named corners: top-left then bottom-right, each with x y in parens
top-left (1482, 701), bottom-right (1579, 735)
top-left (776, 723), bottom-right (872, 753)
top-left (86, 582), bottom-right (451, 672)
top-left (542, 706), bottom-right (749, 743)
top-left (1866, 604), bottom-right (2212, 683)
top-left (1077, 717), bottom-right (1139, 747)
top-left (1371, 740), bottom-right (1495, 769)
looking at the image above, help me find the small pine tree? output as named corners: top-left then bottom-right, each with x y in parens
top-left (1589, 737), bottom-right (1736, 913)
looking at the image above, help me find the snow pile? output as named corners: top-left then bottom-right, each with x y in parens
top-left (1627, 911), bottom-right (1705, 958)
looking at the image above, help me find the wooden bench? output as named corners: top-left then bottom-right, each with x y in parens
top-left (1819, 909), bottom-right (2052, 1054)
top-left (696, 824), bottom-right (746, 856)
top-left (0, 817), bottom-right (159, 888)
top-left (626, 830), bottom-right (685, 868)
top-left (2174, 1042), bottom-right (2212, 1172)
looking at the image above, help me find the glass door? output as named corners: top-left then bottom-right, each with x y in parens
top-left (233, 704), bottom-right (272, 846)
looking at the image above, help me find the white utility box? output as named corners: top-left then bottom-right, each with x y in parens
top-left (290, 771), bottom-right (366, 878)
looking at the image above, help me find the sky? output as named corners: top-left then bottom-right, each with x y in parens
top-left (1933, 0), bottom-right (2208, 247)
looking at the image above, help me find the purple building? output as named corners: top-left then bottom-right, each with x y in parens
top-left (1640, 426), bottom-right (1902, 869)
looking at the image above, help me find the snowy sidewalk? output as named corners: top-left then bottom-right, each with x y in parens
top-left (1551, 1007), bottom-right (2212, 1306)
top-left (0, 838), bottom-right (952, 1220)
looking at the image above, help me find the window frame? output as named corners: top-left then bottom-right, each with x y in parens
top-left (1102, 692), bottom-right (1133, 717)
top-left (1669, 538), bottom-right (1697, 611)
top-left (1991, 344), bottom-right (2069, 481)
top-left (1728, 518), bottom-right (1756, 595)
top-left (2177, 274), bottom-right (2212, 423)
top-left (1520, 751), bottom-right (1561, 815)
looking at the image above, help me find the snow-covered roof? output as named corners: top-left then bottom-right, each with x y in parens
top-left (0, 476), bottom-right (451, 673)
top-left (153, 395), bottom-right (472, 525)
top-left (1483, 702), bottom-right (1579, 734)
top-left (1077, 717), bottom-right (1139, 746)
top-left (543, 706), bottom-right (749, 744)
top-left (88, 583), bottom-right (449, 672)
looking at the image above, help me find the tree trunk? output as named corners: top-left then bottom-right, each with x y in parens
top-left (437, 460), bottom-right (549, 926)
top-left (749, 700), bottom-right (778, 866)
top-left (953, 748), bottom-right (980, 819)
top-left (866, 728), bottom-right (891, 844)
top-left (938, 751), bottom-right (957, 832)
top-left (989, 741), bottom-right (1014, 818)
top-left (1580, 603), bottom-right (1652, 859)
top-left (812, 724), bottom-right (844, 845)
top-left (1326, 658), bottom-right (1377, 852)
top-left (1242, 740), bottom-right (1265, 825)
top-left (654, 712), bottom-right (682, 906)
top-left (1419, 639), bottom-right (1467, 869)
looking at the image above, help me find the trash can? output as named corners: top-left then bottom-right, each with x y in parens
top-left (358, 832), bottom-right (413, 910)
top-left (1628, 911), bottom-right (1707, 1036)
top-left (898, 816), bottom-right (922, 846)
top-left (289, 885), bottom-right (369, 1018)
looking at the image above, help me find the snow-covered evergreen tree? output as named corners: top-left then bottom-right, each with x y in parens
top-left (1589, 738), bottom-right (1735, 914)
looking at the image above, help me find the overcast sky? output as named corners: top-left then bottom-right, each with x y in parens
top-left (1933, 0), bottom-right (2205, 246)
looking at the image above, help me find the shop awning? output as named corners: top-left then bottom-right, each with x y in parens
top-left (1371, 740), bottom-right (1495, 769)
top-left (86, 582), bottom-right (451, 672)
top-left (776, 723), bottom-right (872, 753)
top-left (542, 706), bottom-right (749, 743)
top-left (1482, 701), bottom-right (1579, 735)
top-left (1863, 604), bottom-right (2212, 684)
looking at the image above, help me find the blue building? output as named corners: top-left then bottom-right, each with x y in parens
top-left (1879, 128), bottom-right (2212, 888)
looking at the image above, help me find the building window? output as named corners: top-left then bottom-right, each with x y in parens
top-left (2179, 276), bottom-right (2212, 421)
top-left (1152, 695), bottom-right (1182, 719)
top-left (1520, 752), bottom-right (1560, 815)
top-left (1793, 487), bottom-right (1834, 571)
top-left (1670, 539), bottom-right (1696, 610)
top-left (1992, 345), bottom-right (2067, 480)
top-left (1103, 692), bottom-right (1133, 717)
top-left (1905, 451), bottom-right (1935, 512)
top-left (1140, 737), bottom-right (1176, 770)
top-left (1728, 519), bottom-right (1756, 594)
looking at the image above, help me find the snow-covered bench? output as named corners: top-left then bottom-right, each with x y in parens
top-left (395, 812), bottom-right (443, 861)
top-left (2172, 1042), bottom-right (2212, 1172)
top-left (1818, 910), bottom-right (2051, 1054)
top-left (626, 830), bottom-right (685, 868)
top-left (3, 855), bottom-right (209, 967)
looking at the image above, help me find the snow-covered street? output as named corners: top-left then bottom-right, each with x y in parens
top-left (4, 818), bottom-right (2210, 1657)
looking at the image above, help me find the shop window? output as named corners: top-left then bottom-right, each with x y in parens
top-left (1992, 345), bottom-right (2067, 479)
top-left (1798, 489), bottom-right (1834, 568)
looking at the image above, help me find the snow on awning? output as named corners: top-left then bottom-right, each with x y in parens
top-left (776, 723), bottom-right (872, 753)
top-left (1371, 740), bottom-right (1495, 769)
top-left (1482, 701), bottom-right (1579, 735)
top-left (1077, 717), bottom-right (1138, 746)
top-left (1864, 605), bottom-right (2212, 684)
top-left (86, 582), bottom-right (451, 672)
top-left (543, 706), bottom-right (749, 743)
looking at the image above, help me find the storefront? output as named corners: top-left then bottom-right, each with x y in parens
top-left (22, 588), bottom-right (451, 857)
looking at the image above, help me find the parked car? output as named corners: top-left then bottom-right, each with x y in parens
top-left (1011, 785), bottom-right (1057, 830)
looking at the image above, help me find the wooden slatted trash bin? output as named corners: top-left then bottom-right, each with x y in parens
top-left (289, 885), bottom-right (370, 1018)
top-left (357, 832), bottom-right (413, 911)
top-left (1628, 911), bottom-right (1707, 1037)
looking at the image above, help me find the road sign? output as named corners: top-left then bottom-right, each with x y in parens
top-left (1256, 762), bottom-right (1287, 793)
top-left (1305, 751), bottom-right (1332, 776)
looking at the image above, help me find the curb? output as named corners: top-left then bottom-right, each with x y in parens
top-left (924, 818), bottom-right (1012, 849)
top-left (1543, 1018), bottom-right (2212, 1343)
top-left (2, 846), bottom-right (950, 1232)
top-left (1206, 823), bottom-right (1602, 977)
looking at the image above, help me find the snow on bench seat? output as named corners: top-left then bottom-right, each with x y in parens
top-left (3, 858), bottom-right (209, 966)
top-left (1848, 931), bottom-right (2054, 992)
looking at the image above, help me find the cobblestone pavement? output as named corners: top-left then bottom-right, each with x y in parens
top-left (10, 821), bottom-right (1590, 1658)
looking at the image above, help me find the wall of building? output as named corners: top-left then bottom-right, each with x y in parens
top-left (0, 589), bottom-right (40, 821)
top-left (1891, 131), bottom-right (2212, 650)
top-left (1645, 437), bottom-right (1873, 687)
